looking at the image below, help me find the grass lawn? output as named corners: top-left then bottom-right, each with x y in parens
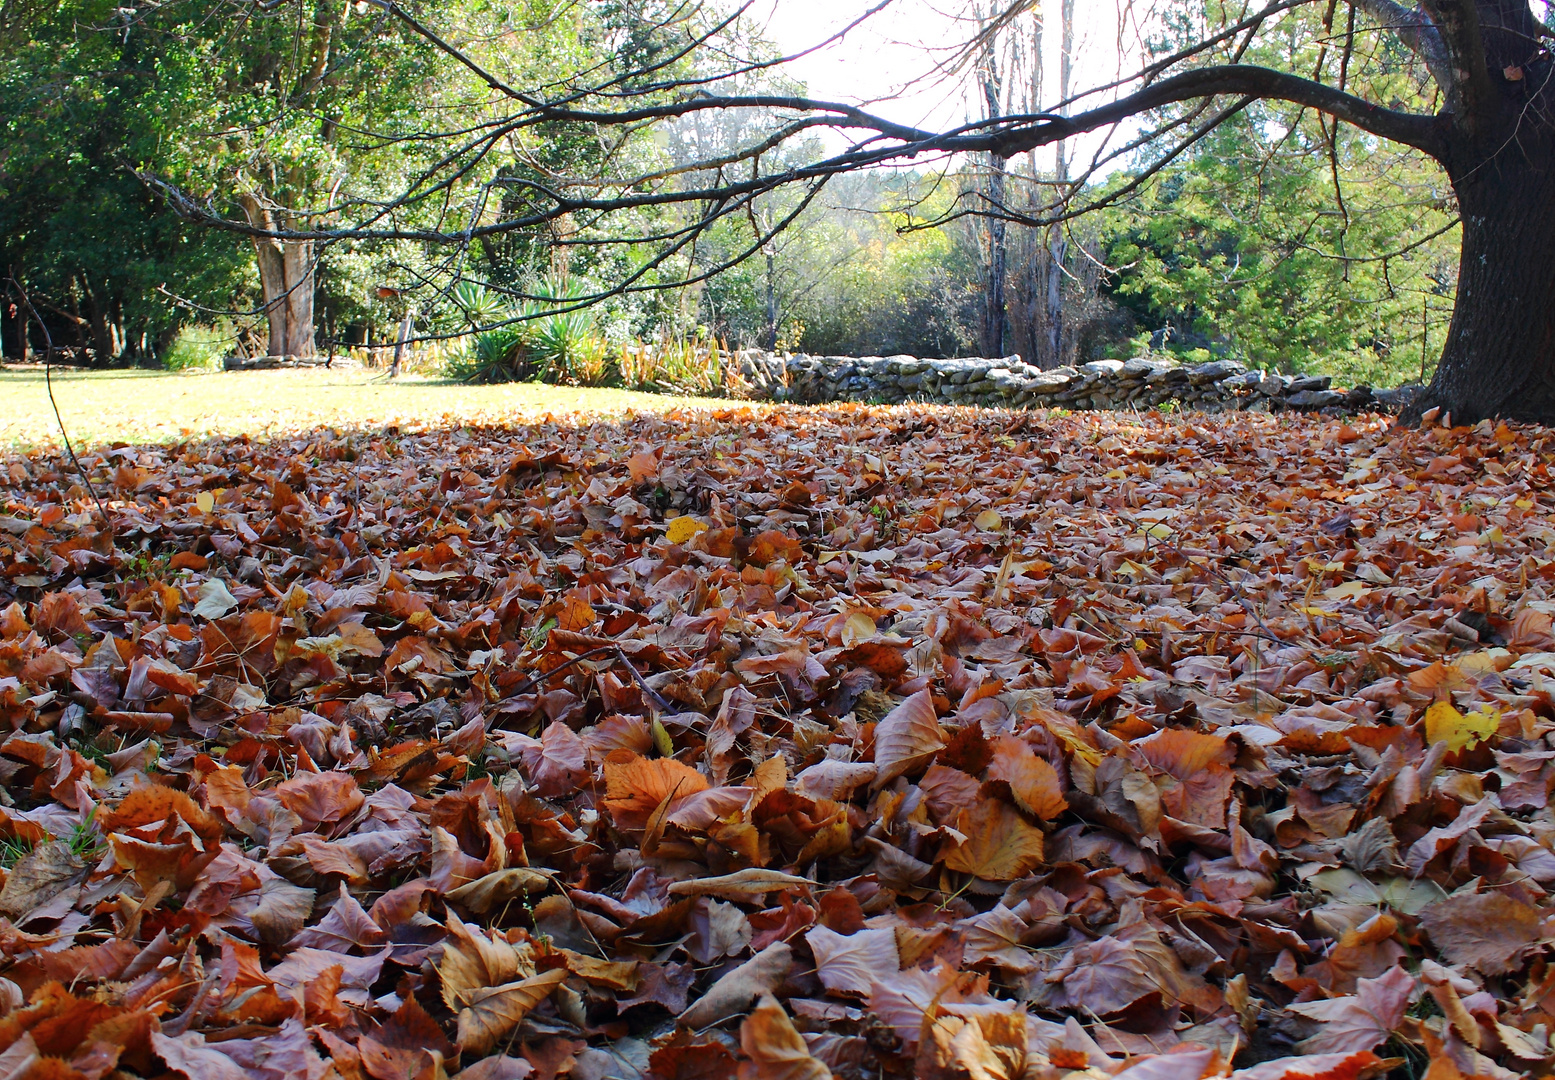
top-left (0, 366), bottom-right (733, 450)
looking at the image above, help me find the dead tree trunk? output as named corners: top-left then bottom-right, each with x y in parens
top-left (1042, 0), bottom-right (1074, 368)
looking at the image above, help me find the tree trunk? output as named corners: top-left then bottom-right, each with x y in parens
top-left (763, 248), bottom-right (779, 351)
top-left (981, 166), bottom-right (1008, 358)
top-left (238, 195), bottom-right (316, 358)
top-left (1420, 120), bottom-right (1555, 423)
top-left (389, 309), bottom-right (413, 379)
top-left (1045, 0), bottom-right (1074, 368)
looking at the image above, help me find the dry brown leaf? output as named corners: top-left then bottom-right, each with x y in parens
top-left (440, 911), bottom-right (538, 1009)
top-left (805, 924), bottom-right (899, 997)
top-left (872, 690), bottom-right (946, 789)
top-left (737, 993), bottom-right (830, 1080)
top-left (1420, 892), bottom-right (1544, 974)
top-left (455, 969), bottom-right (568, 1055)
top-left (679, 942), bottom-right (793, 1029)
top-left (943, 800), bottom-right (1044, 881)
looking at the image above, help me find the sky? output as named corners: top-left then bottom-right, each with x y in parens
top-left (749, 0), bottom-right (1140, 174)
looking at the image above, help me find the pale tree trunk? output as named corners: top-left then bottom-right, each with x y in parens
top-left (389, 309), bottom-right (413, 379)
top-left (763, 248), bottom-right (779, 351)
top-left (1042, 0), bottom-right (1073, 368)
top-left (238, 194), bottom-right (316, 358)
top-left (980, 50), bottom-right (1009, 358)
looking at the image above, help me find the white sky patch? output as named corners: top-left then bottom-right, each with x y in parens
top-left (751, 0), bottom-right (1146, 179)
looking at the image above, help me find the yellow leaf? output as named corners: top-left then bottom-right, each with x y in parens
top-left (1139, 523), bottom-right (1173, 540)
top-left (842, 611), bottom-right (876, 646)
top-left (1297, 606), bottom-right (1341, 618)
top-left (974, 509), bottom-right (1003, 531)
top-left (665, 515), bottom-right (707, 545)
top-left (1323, 580), bottom-right (1371, 601)
top-left (1516, 499), bottom-right (1534, 510)
top-left (194, 491), bottom-right (215, 514)
top-left (650, 717), bottom-right (674, 758)
top-left (1424, 700), bottom-right (1499, 753)
top-left (1458, 649), bottom-right (1513, 675)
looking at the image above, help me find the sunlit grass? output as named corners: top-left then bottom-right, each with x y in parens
top-left (0, 366), bottom-right (736, 450)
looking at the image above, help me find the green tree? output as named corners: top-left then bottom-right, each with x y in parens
top-left (0, 0), bottom-right (251, 362)
top-left (1099, 108), bottom-right (1458, 384)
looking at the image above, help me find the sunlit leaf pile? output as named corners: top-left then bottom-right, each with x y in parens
top-left (2, 405), bottom-right (1555, 1080)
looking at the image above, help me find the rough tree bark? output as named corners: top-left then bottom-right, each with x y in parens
top-left (1412, 1), bottom-right (1555, 421)
top-left (237, 195), bottom-right (316, 360)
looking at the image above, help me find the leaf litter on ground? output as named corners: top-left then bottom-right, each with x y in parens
top-left (0, 404), bottom-right (1554, 1079)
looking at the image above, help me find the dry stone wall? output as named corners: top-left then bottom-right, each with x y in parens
top-left (735, 351), bottom-right (1402, 413)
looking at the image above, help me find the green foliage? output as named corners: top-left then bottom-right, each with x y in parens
top-left (0, 0), bottom-right (253, 364)
top-left (617, 333), bottom-right (730, 395)
top-left (1090, 1), bottom-right (1458, 386)
top-left (161, 325), bottom-right (232, 372)
top-left (445, 278), bottom-right (615, 385)
top-left (0, 836), bottom-right (32, 869)
top-left (1096, 110), bottom-right (1457, 385)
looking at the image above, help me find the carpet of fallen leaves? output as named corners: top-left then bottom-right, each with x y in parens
top-left (2, 404), bottom-right (1555, 1080)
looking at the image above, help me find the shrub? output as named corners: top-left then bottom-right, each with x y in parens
top-left (161, 324), bottom-right (230, 372)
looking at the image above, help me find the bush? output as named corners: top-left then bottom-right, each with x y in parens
top-left (161, 325), bottom-right (231, 372)
top-left (442, 277), bottom-right (615, 385)
top-left (617, 333), bottom-right (732, 394)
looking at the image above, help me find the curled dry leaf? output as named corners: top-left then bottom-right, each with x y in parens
top-left (456, 968), bottom-right (569, 1055)
top-left (666, 868), bottom-right (813, 902)
top-left (737, 993), bottom-right (831, 1080)
top-left (445, 868), bottom-right (557, 915)
top-left (440, 911), bottom-right (538, 1009)
top-left (679, 942), bottom-right (793, 1029)
top-left (871, 690), bottom-right (945, 789)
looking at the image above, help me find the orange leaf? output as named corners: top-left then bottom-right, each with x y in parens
top-left (986, 737), bottom-right (1067, 819)
top-left (737, 993), bottom-right (830, 1080)
top-left (943, 800), bottom-right (1044, 881)
top-left (601, 753), bottom-right (709, 831)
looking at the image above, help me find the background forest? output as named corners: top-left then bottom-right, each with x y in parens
top-left (0, 0), bottom-right (1460, 388)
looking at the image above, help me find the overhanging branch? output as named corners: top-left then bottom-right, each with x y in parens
top-left (977, 65), bottom-right (1444, 159)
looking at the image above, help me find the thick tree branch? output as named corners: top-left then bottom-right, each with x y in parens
top-left (1352, 0), bottom-right (1453, 89)
top-left (981, 65), bottom-right (1444, 159)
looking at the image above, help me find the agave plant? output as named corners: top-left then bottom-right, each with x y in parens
top-left (448, 281), bottom-right (512, 330)
top-left (443, 275), bottom-right (614, 384)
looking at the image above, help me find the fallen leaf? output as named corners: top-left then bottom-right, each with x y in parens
top-left (456, 969), bottom-right (568, 1055)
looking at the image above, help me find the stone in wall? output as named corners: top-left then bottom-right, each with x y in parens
top-left (749, 350), bottom-right (1385, 414)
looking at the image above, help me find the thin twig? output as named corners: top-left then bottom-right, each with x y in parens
top-left (486, 643), bottom-right (674, 731)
